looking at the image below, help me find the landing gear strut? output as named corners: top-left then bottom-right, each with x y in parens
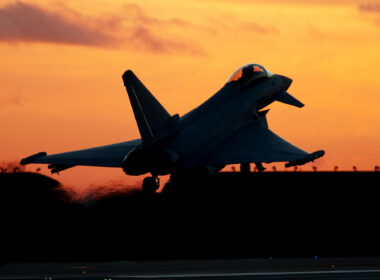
top-left (142, 175), bottom-right (159, 194)
top-left (240, 162), bottom-right (266, 173)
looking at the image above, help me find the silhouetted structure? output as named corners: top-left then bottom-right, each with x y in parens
top-left (1, 171), bottom-right (379, 263)
top-left (240, 163), bottom-right (250, 174)
top-left (255, 162), bottom-right (266, 172)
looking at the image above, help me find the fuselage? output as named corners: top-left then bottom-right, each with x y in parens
top-left (123, 73), bottom-right (292, 176)
top-left (21, 64), bottom-right (322, 180)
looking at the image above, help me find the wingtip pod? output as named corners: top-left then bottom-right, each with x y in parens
top-left (285, 150), bottom-right (325, 168)
top-left (20, 152), bottom-right (47, 165)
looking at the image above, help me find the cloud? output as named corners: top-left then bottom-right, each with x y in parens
top-left (0, 90), bottom-right (25, 107)
top-left (357, 3), bottom-right (380, 25)
top-left (241, 22), bottom-right (278, 34)
top-left (358, 3), bottom-right (380, 13)
top-left (129, 26), bottom-right (204, 54)
top-left (120, 3), bottom-right (204, 54)
top-left (122, 3), bottom-right (193, 28)
top-left (207, 13), bottom-right (278, 36)
top-left (0, 1), bottom-right (114, 46)
top-left (0, 1), bottom-right (204, 54)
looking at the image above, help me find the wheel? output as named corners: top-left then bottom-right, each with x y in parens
top-left (142, 177), bottom-right (158, 194)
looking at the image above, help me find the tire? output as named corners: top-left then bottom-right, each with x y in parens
top-left (142, 177), bottom-right (158, 194)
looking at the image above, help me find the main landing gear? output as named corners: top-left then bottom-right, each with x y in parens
top-left (240, 162), bottom-right (266, 173)
top-left (142, 175), bottom-right (159, 194)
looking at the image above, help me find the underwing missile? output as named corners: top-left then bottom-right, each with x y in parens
top-left (48, 164), bottom-right (75, 174)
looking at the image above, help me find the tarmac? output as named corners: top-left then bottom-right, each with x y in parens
top-left (1, 171), bottom-right (380, 264)
top-left (2, 258), bottom-right (380, 279)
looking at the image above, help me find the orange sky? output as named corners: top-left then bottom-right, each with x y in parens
top-left (0, 0), bottom-right (379, 189)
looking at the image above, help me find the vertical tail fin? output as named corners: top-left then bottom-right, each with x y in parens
top-left (122, 70), bottom-right (171, 144)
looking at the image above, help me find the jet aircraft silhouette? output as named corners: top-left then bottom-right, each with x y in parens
top-left (21, 64), bottom-right (324, 192)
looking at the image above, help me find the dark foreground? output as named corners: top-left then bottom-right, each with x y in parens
top-left (1, 171), bottom-right (379, 263)
top-left (3, 258), bottom-right (380, 279)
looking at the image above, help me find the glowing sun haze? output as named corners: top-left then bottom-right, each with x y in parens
top-left (0, 0), bottom-right (379, 188)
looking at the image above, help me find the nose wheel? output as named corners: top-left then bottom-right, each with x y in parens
top-left (142, 176), bottom-right (159, 194)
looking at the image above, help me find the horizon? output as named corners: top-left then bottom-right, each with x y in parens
top-left (1, 0), bottom-right (379, 189)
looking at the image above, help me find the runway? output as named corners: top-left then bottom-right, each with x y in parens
top-left (2, 258), bottom-right (380, 279)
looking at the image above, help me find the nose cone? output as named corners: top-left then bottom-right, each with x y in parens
top-left (274, 75), bottom-right (293, 90)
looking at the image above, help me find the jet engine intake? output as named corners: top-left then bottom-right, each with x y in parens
top-left (122, 147), bottom-right (180, 176)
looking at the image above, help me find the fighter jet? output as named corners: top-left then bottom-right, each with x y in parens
top-left (21, 64), bottom-right (324, 192)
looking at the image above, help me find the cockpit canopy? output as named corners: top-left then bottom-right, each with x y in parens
top-left (227, 64), bottom-right (273, 84)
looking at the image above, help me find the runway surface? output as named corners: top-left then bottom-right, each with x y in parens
top-left (2, 258), bottom-right (380, 279)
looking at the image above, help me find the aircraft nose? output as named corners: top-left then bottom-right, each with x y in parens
top-left (274, 75), bottom-right (293, 90)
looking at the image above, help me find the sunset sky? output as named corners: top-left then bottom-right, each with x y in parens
top-left (1, 0), bottom-right (379, 190)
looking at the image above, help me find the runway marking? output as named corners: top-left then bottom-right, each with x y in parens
top-left (3, 269), bottom-right (380, 279)
top-left (116, 269), bottom-right (380, 279)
